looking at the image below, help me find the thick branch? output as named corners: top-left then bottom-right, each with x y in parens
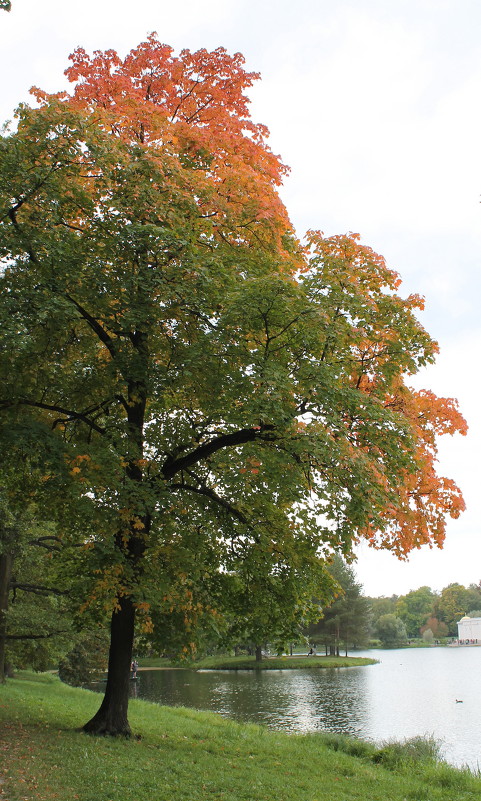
top-left (28, 536), bottom-right (62, 552)
top-left (10, 583), bottom-right (69, 596)
top-left (64, 294), bottom-right (117, 358)
top-left (162, 424), bottom-right (275, 479)
top-left (0, 398), bottom-right (106, 435)
top-left (5, 631), bottom-right (69, 640)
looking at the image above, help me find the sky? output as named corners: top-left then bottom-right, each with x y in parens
top-left (1, 0), bottom-right (480, 597)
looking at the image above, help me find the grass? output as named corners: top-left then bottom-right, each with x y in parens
top-left (1, 672), bottom-right (481, 801)
top-left (139, 654), bottom-right (378, 670)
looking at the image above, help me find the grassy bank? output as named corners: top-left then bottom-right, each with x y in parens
top-left (1, 673), bottom-right (480, 801)
top-left (139, 654), bottom-right (377, 670)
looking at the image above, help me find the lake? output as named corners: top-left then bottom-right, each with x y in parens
top-left (111, 647), bottom-right (481, 769)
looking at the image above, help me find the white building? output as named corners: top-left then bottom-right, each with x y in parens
top-left (457, 615), bottom-right (481, 642)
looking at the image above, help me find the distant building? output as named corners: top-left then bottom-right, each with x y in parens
top-left (457, 615), bottom-right (481, 642)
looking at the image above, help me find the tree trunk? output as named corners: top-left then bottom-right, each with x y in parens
top-left (82, 384), bottom-right (149, 736)
top-left (83, 594), bottom-right (135, 735)
top-left (255, 645), bottom-right (262, 662)
top-left (0, 551), bottom-right (13, 683)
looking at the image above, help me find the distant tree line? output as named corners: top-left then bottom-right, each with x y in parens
top-left (306, 568), bottom-right (481, 652)
top-left (367, 582), bottom-right (481, 645)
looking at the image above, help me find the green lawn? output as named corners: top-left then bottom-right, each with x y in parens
top-left (1, 672), bottom-right (480, 801)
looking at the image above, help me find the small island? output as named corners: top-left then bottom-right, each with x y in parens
top-left (138, 654), bottom-right (377, 671)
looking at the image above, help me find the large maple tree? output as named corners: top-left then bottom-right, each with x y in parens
top-left (0, 36), bottom-right (466, 735)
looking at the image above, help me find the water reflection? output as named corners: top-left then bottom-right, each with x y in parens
top-left (130, 664), bottom-right (370, 736)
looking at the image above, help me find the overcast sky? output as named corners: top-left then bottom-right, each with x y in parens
top-left (1, 0), bottom-right (480, 597)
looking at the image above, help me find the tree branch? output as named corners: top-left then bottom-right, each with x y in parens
top-left (162, 424), bottom-right (276, 479)
top-left (28, 536), bottom-right (62, 552)
top-left (5, 630), bottom-right (69, 640)
top-left (10, 583), bottom-right (69, 596)
top-left (168, 481), bottom-right (248, 524)
top-left (64, 294), bottom-right (117, 358)
top-left (0, 399), bottom-right (106, 435)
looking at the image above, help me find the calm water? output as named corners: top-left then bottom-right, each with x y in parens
top-left (108, 648), bottom-right (481, 769)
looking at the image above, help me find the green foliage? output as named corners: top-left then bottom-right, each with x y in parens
top-left (0, 498), bottom-right (73, 674)
top-left (0, 0), bottom-right (11, 10)
top-left (368, 595), bottom-right (398, 619)
top-left (433, 583), bottom-right (481, 636)
top-left (58, 629), bottom-right (109, 686)
top-left (369, 584), bottom-right (481, 642)
top-left (375, 613), bottom-right (407, 646)
top-left (307, 555), bottom-right (371, 653)
top-left (396, 586), bottom-right (436, 638)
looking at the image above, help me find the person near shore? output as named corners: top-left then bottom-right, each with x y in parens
top-left (131, 660), bottom-right (139, 678)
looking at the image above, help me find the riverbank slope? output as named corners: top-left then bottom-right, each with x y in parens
top-left (1, 672), bottom-right (479, 801)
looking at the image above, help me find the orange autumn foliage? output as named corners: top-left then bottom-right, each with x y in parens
top-left (32, 34), bottom-right (292, 257)
top-left (305, 232), bottom-right (467, 557)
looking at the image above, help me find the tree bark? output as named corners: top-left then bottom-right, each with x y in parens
top-left (82, 379), bottom-right (148, 735)
top-left (83, 594), bottom-right (135, 735)
top-left (255, 645), bottom-right (262, 662)
top-left (0, 551), bottom-right (13, 683)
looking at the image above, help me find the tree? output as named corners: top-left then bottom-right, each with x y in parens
top-left (221, 563), bottom-right (336, 661)
top-left (0, 37), bottom-right (466, 735)
top-left (307, 556), bottom-right (371, 655)
top-left (0, 420), bottom-right (78, 681)
top-left (368, 595), bottom-right (399, 626)
top-left (0, 1), bottom-right (11, 11)
top-left (433, 583), bottom-right (481, 636)
top-left (420, 616), bottom-right (448, 639)
top-left (396, 586), bottom-right (436, 638)
top-left (0, 500), bottom-right (73, 679)
top-left (376, 614), bottom-right (407, 647)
